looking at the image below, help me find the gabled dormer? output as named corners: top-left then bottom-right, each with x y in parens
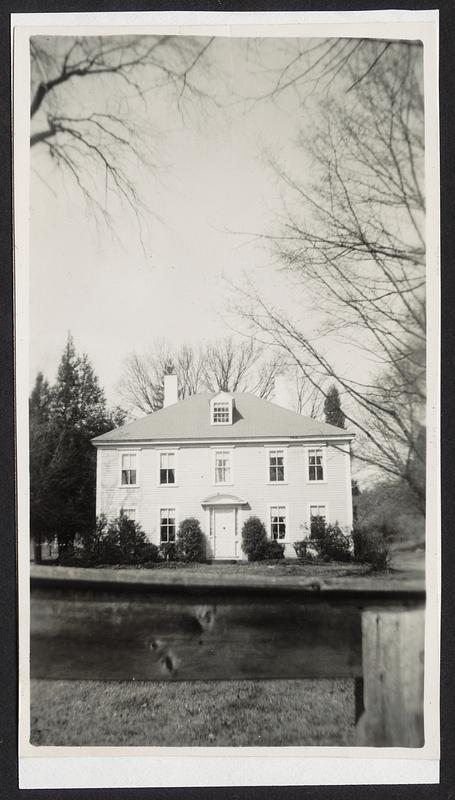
top-left (210, 392), bottom-right (234, 425)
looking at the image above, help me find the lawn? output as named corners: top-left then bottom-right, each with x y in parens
top-left (30, 678), bottom-right (355, 747)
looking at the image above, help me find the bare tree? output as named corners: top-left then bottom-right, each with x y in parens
top-left (30, 35), bottom-right (214, 232)
top-left (202, 337), bottom-right (279, 397)
top-left (290, 370), bottom-right (325, 418)
top-left (234, 41), bottom-right (426, 508)
top-left (118, 341), bottom-right (188, 415)
top-left (118, 337), bottom-right (282, 415)
top-left (244, 36), bottom-right (422, 105)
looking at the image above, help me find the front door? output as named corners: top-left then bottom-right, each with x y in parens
top-left (214, 507), bottom-right (236, 559)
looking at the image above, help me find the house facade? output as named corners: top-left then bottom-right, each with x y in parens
top-left (92, 378), bottom-right (354, 559)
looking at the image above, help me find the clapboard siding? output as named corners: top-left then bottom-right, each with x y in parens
top-left (97, 441), bottom-right (352, 556)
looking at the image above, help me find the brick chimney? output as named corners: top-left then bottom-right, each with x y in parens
top-left (163, 374), bottom-right (178, 407)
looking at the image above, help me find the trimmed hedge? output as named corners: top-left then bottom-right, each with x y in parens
top-left (241, 516), bottom-right (268, 561)
top-left (176, 517), bottom-right (206, 562)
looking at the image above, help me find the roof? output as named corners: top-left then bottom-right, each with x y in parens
top-left (93, 392), bottom-right (354, 445)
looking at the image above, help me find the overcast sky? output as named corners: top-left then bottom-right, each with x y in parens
top-left (29, 36), bottom-right (378, 408)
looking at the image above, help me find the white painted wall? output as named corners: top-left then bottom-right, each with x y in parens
top-left (95, 440), bottom-right (352, 558)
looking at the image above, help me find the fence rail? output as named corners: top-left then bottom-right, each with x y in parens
top-left (30, 565), bottom-right (425, 748)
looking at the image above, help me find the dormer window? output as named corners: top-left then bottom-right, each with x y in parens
top-left (210, 393), bottom-right (234, 425)
top-left (213, 402), bottom-right (230, 423)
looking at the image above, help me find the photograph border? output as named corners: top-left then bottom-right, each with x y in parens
top-left (12, 6), bottom-right (441, 791)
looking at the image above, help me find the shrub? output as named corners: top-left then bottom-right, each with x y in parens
top-left (115, 513), bottom-right (160, 564)
top-left (293, 539), bottom-right (321, 562)
top-left (241, 516), bottom-right (268, 561)
top-left (309, 515), bottom-right (351, 562)
top-left (321, 523), bottom-right (352, 562)
top-left (310, 514), bottom-right (327, 542)
top-left (176, 517), bottom-right (206, 562)
top-left (352, 524), bottom-right (390, 571)
top-left (59, 513), bottom-right (160, 566)
top-left (264, 540), bottom-right (285, 560)
top-left (159, 541), bottom-right (177, 562)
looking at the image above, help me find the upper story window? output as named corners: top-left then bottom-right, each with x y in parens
top-left (121, 453), bottom-right (137, 485)
top-left (210, 393), bottom-right (234, 425)
top-left (269, 449), bottom-right (285, 482)
top-left (160, 451), bottom-right (176, 484)
top-left (214, 449), bottom-right (232, 484)
top-left (308, 448), bottom-right (324, 481)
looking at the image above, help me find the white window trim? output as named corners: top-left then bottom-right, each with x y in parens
top-left (157, 448), bottom-right (179, 487)
top-left (210, 397), bottom-right (233, 426)
top-left (305, 445), bottom-right (328, 484)
top-left (158, 505), bottom-right (179, 544)
top-left (267, 502), bottom-right (290, 543)
top-left (265, 445), bottom-right (288, 485)
top-left (212, 447), bottom-right (234, 486)
top-left (118, 506), bottom-right (137, 521)
top-left (118, 450), bottom-right (140, 488)
top-left (308, 502), bottom-right (329, 526)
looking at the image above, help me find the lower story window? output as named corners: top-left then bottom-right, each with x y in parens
top-left (270, 505), bottom-right (286, 541)
top-left (121, 507), bottom-right (136, 521)
top-left (310, 504), bottom-right (327, 537)
top-left (310, 504), bottom-right (327, 521)
top-left (160, 508), bottom-right (176, 543)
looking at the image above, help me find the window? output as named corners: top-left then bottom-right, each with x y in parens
top-left (121, 507), bottom-right (136, 521)
top-left (309, 504), bottom-right (327, 521)
top-left (308, 448), bottom-right (324, 481)
top-left (215, 450), bottom-right (232, 484)
top-left (160, 451), bottom-right (175, 484)
top-left (121, 453), bottom-right (137, 485)
top-left (212, 401), bottom-right (231, 424)
top-left (160, 508), bottom-right (176, 543)
top-left (270, 505), bottom-right (287, 541)
top-left (269, 449), bottom-right (285, 482)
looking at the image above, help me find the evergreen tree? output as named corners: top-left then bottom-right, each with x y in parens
top-left (29, 334), bottom-right (126, 555)
top-left (30, 372), bottom-right (56, 559)
top-left (324, 384), bottom-right (346, 429)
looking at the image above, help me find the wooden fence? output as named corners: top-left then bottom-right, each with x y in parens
top-left (30, 566), bottom-right (425, 747)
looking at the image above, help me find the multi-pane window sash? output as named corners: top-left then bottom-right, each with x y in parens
top-left (121, 508), bottom-right (136, 521)
top-left (270, 505), bottom-right (286, 541)
top-left (308, 448), bottom-right (324, 481)
top-left (215, 450), bottom-right (231, 484)
top-left (121, 453), bottom-right (137, 485)
top-left (213, 402), bottom-right (230, 424)
top-left (310, 504), bottom-right (326, 521)
top-left (269, 449), bottom-right (285, 482)
top-left (160, 508), bottom-right (176, 543)
top-left (160, 452), bottom-right (175, 484)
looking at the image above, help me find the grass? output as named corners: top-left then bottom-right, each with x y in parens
top-left (66, 554), bottom-right (424, 583)
top-left (30, 678), bottom-right (355, 747)
top-left (104, 559), bottom-right (372, 576)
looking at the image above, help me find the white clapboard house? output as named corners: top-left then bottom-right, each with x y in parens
top-left (92, 376), bottom-right (354, 559)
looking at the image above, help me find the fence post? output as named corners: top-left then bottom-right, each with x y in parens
top-left (355, 606), bottom-right (425, 747)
